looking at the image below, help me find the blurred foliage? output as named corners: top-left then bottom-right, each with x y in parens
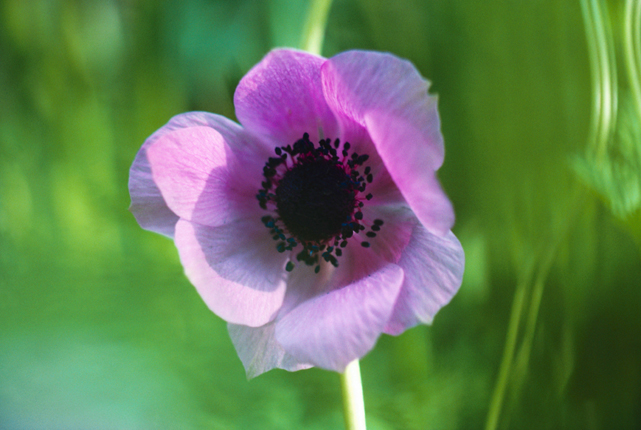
top-left (1, 0), bottom-right (640, 429)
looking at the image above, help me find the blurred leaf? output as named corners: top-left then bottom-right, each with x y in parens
top-left (573, 92), bottom-right (641, 231)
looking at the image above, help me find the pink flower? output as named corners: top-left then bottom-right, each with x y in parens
top-left (129, 49), bottom-right (464, 377)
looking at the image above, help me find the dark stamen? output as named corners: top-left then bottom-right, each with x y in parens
top-left (256, 133), bottom-right (384, 273)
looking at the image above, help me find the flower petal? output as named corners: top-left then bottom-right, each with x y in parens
top-left (365, 111), bottom-right (454, 236)
top-left (128, 152), bottom-right (179, 237)
top-left (321, 50), bottom-right (444, 170)
top-left (327, 205), bottom-right (414, 291)
top-left (357, 204), bottom-right (415, 263)
top-left (278, 256), bottom-right (337, 319)
top-left (384, 226), bottom-right (464, 335)
top-left (129, 112), bottom-right (263, 236)
top-left (226, 262), bottom-right (326, 377)
top-left (146, 125), bottom-right (261, 227)
top-left (234, 49), bottom-right (339, 147)
top-left (275, 264), bottom-right (404, 372)
top-left (227, 322), bottom-right (313, 379)
top-left (174, 219), bottom-right (287, 327)
top-left (362, 164), bottom-right (406, 208)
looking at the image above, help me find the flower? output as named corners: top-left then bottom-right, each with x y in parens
top-left (129, 49), bottom-right (464, 377)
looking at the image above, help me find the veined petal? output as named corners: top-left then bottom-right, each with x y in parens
top-left (275, 264), bottom-right (404, 372)
top-left (228, 323), bottom-right (313, 379)
top-left (365, 111), bottom-right (454, 236)
top-left (385, 226), bottom-right (464, 335)
top-left (147, 126), bottom-right (261, 227)
top-left (357, 204), bottom-right (415, 263)
top-left (128, 154), bottom-right (179, 238)
top-left (234, 49), bottom-right (339, 147)
top-left (174, 219), bottom-right (287, 327)
top-left (129, 112), bottom-right (264, 236)
top-left (278, 257), bottom-right (336, 318)
top-left (321, 50), bottom-right (444, 170)
top-left (129, 116), bottom-right (199, 238)
top-left (326, 205), bottom-right (414, 291)
top-left (226, 263), bottom-right (328, 378)
top-left (361, 163), bottom-right (406, 208)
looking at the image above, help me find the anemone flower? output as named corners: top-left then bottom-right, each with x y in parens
top-left (129, 48), bottom-right (464, 377)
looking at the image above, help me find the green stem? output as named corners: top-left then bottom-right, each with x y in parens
top-left (581, 0), bottom-right (602, 151)
top-left (510, 191), bottom-right (585, 404)
top-left (484, 265), bottom-right (532, 430)
top-left (581, 0), bottom-right (618, 160)
top-left (299, 0), bottom-right (333, 56)
top-left (485, 191), bottom-right (587, 430)
top-left (340, 360), bottom-right (367, 430)
top-left (624, 0), bottom-right (641, 122)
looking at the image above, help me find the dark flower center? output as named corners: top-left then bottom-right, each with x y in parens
top-left (276, 158), bottom-right (355, 242)
top-left (256, 133), bottom-right (383, 273)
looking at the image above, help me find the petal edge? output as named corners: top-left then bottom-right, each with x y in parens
top-left (174, 219), bottom-right (287, 327)
top-left (385, 227), bottom-right (464, 335)
top-left (275, 264), bottom-right (404, 371)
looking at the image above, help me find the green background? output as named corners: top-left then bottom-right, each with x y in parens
top-left (1, 0), bottom-right (640, 428)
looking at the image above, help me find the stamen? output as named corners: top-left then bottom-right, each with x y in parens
top-left (256, 133), bottom-right (384, 273)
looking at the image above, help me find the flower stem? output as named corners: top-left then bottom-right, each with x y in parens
top-left (485, 191), bottom-right (585, 430)
top-left (340, 360), bottom-right (367, 430)
top-left (484, 266), bottom-right (530, 430)
top-left (580, 0), bottom-right (618, 160)
top-left (623, 0), bottom-right (641, 122)
top-left (299, 0), bottom-right (333, 56)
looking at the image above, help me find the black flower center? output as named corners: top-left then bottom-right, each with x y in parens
top-left (256, 133), bottom-right (383, 273)
top-left (276, 158), bottom-right (355, 242)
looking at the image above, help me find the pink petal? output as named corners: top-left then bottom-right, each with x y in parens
top-left (278, 257), bottom-right (337, 317)
top-left (146, 125), bottom-right (262, 227)
top-left (227, 323), bottom-right (313, 379)
top-left (328, 205), bottom-right (415, 290)
top-left (227, 262), bottom-right (335, 378)
top-left (384, 226), bottom-right (464, 335)
top-left (128, 152), bottom-right (179, 237)
top-left (275, 264), bottom-right (404, 372)
top-left (321, 50), bottom-right (444, 170)
top-left (174, 219), bottom-right (287, 327)
top-left (129, 112), bottom-right (263, 236)
top-left (361, 163), bottom-right (406, 208)
top-left (357, 204), bottom-right (415, 262)
top-left (365, 111), bottom-right (454, 236)
top-left (234, 49), bottom-right (339, 147)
